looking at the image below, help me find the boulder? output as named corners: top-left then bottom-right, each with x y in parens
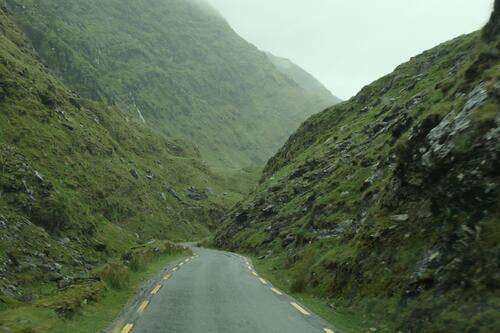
top-left (282, 233), bottom-right (295, 246)
top-left (185, 186), bottom-right (208, 201)
top-left (390, 214), bottom-right (409, 222)
top-left (166, 185), bottom-right (182, 202)
top-left (261, 204), bottom-right (275, 216)
top-left (130, 169), bottom-right (139, 179)
top-left (234, 210), bottom-right (248, 224)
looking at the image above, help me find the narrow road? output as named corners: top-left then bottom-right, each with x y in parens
top-left (119, 247), bottom-right (338, 333)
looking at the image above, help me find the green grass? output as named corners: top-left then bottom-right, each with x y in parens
top-left (250, 253), bottom-right (397, 333)
top-left (50, 253), bottom-right (185, 333)
top-left (0, 250), bottom-right (188, 333)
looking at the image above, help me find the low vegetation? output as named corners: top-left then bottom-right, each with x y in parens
top-left (0, 241), bottom-right (189, 333)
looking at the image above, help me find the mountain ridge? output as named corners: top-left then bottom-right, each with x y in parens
top-left (265, 52), bottom-right (342, 104)
top-left (3, 0), bottom-right (335, 169)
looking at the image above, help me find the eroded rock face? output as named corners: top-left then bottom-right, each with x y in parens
top-left (216, 30), bottom-right (500, 332)
top-left (422, 84), bottom-right (488, 167)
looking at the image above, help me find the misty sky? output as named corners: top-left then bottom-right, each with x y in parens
top-left (205, 0), bottom-right (494, 99)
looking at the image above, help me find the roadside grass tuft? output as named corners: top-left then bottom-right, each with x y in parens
top-left (96, 262), bottom-right (129, 290)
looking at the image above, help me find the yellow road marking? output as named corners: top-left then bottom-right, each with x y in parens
top-left (247, 265), bottom-right (252, 270)
top-left (172, 267), bottom-right (178, 272)
top-left (252, 271), bottom-right (258, 277)
top-left (151, 284), bottom-right (162, 294)
top-left (163, 273), bottom-right (171, 280)
top-left (121, 323), bottom-right (134, 333)
top-left (271, 288), bottom-right (283, 295)
top-left (323, 329), bottom-right (335, 333)
top-left (184, 258), bottom-right (189, 263)
top-left (179, 262), bottom-right (184, 266)
top-left (259, 278), bottom-right (268, 285)
top-left (290, 302), bottom-right (310, 316)
top-left (137, 300), bottom-right (149, 314)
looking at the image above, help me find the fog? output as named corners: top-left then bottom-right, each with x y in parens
top-left (205, 0), bottom-right (494, 100)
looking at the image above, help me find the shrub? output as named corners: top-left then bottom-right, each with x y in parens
top-left (290, 271), bottom-right (308, 293)
top-left (97, 261), bottom-right (129, 289)
top-left (124, 240), bottom-right (186, 272)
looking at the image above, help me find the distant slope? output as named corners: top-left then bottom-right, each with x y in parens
top-left (266, 52), bottom-right (341, 104)
top-left (216, 16), bottom-right (499, 333)
top-left (0, 6), bottom-right (230, 314)
top-left (3, 0), bottom-right (335, 168)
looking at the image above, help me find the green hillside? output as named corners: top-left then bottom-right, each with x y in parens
top-left (3, 0), bottom-right (333, 169)
top-left (266, 52), bottom-right (342, 104)
top-left (216, 12), bottom-right (500, 333)
top-left (0, 7), bottom-right (235, 331)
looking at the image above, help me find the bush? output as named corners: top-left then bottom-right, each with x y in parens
top-left (30, 195), bottom-right (71, 232)
top-left (128, 251), bottom-right (156, 272)
top-left (124, 240), bottom-right (187, 272)
top-left (97, 261), bottom-right (129, 289)
top-left (290, 271), bottom-right (308, 293)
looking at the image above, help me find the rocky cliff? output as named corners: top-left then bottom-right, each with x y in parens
top-left (216, 12), bottom-right (499, 332)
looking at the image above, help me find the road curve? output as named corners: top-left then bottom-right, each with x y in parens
top-left (120, 247), bottom-right (338, 333)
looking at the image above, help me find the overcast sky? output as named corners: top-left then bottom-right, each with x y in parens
top-left (205, 0), bottom-right (494, 100)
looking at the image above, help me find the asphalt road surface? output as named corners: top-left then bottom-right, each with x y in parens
top-left (118, 247), bottom-right (338, 333)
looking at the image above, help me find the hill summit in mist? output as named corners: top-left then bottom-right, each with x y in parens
top-left (4, 0), bottom-right (336, 169)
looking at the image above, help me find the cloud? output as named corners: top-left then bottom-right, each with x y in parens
top-left (204, 0), bottom-right (494, 99)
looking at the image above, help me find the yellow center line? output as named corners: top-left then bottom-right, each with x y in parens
top-left (163, 273), bottom-right (171, 280)
top-left (259, 278), bottom-right (268, 285)
top-left (251, 271), bottom-right (258, 277)
top-left (137, 300), bottom-right (149, 314)
top-left (290, 302), bottom-right (310, 316)
top-left (323, 329), bottom-right (336, 333)
top-left (120, 323), bottom-right (134, 333)
top-left (151, 284), bottom-right (162, 295)
top-left (271, 288), bottom-right (283, 295)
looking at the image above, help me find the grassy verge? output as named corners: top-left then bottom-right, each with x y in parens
top-left (0, 243), bottom-right (190, 333)
top-left (250, 255), bottom-right (397, 333)
top-left (50, 252), bottom-right (186, 333)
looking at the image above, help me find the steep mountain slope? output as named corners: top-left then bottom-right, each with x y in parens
top-left (216, 11), bottom-right (500, 333)
top-left (3, 0), bottom-right (334, 168)
top-left (266, 52), bottom-right (341, 104)
top-left (0, 7), bottom-right (230, 326)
